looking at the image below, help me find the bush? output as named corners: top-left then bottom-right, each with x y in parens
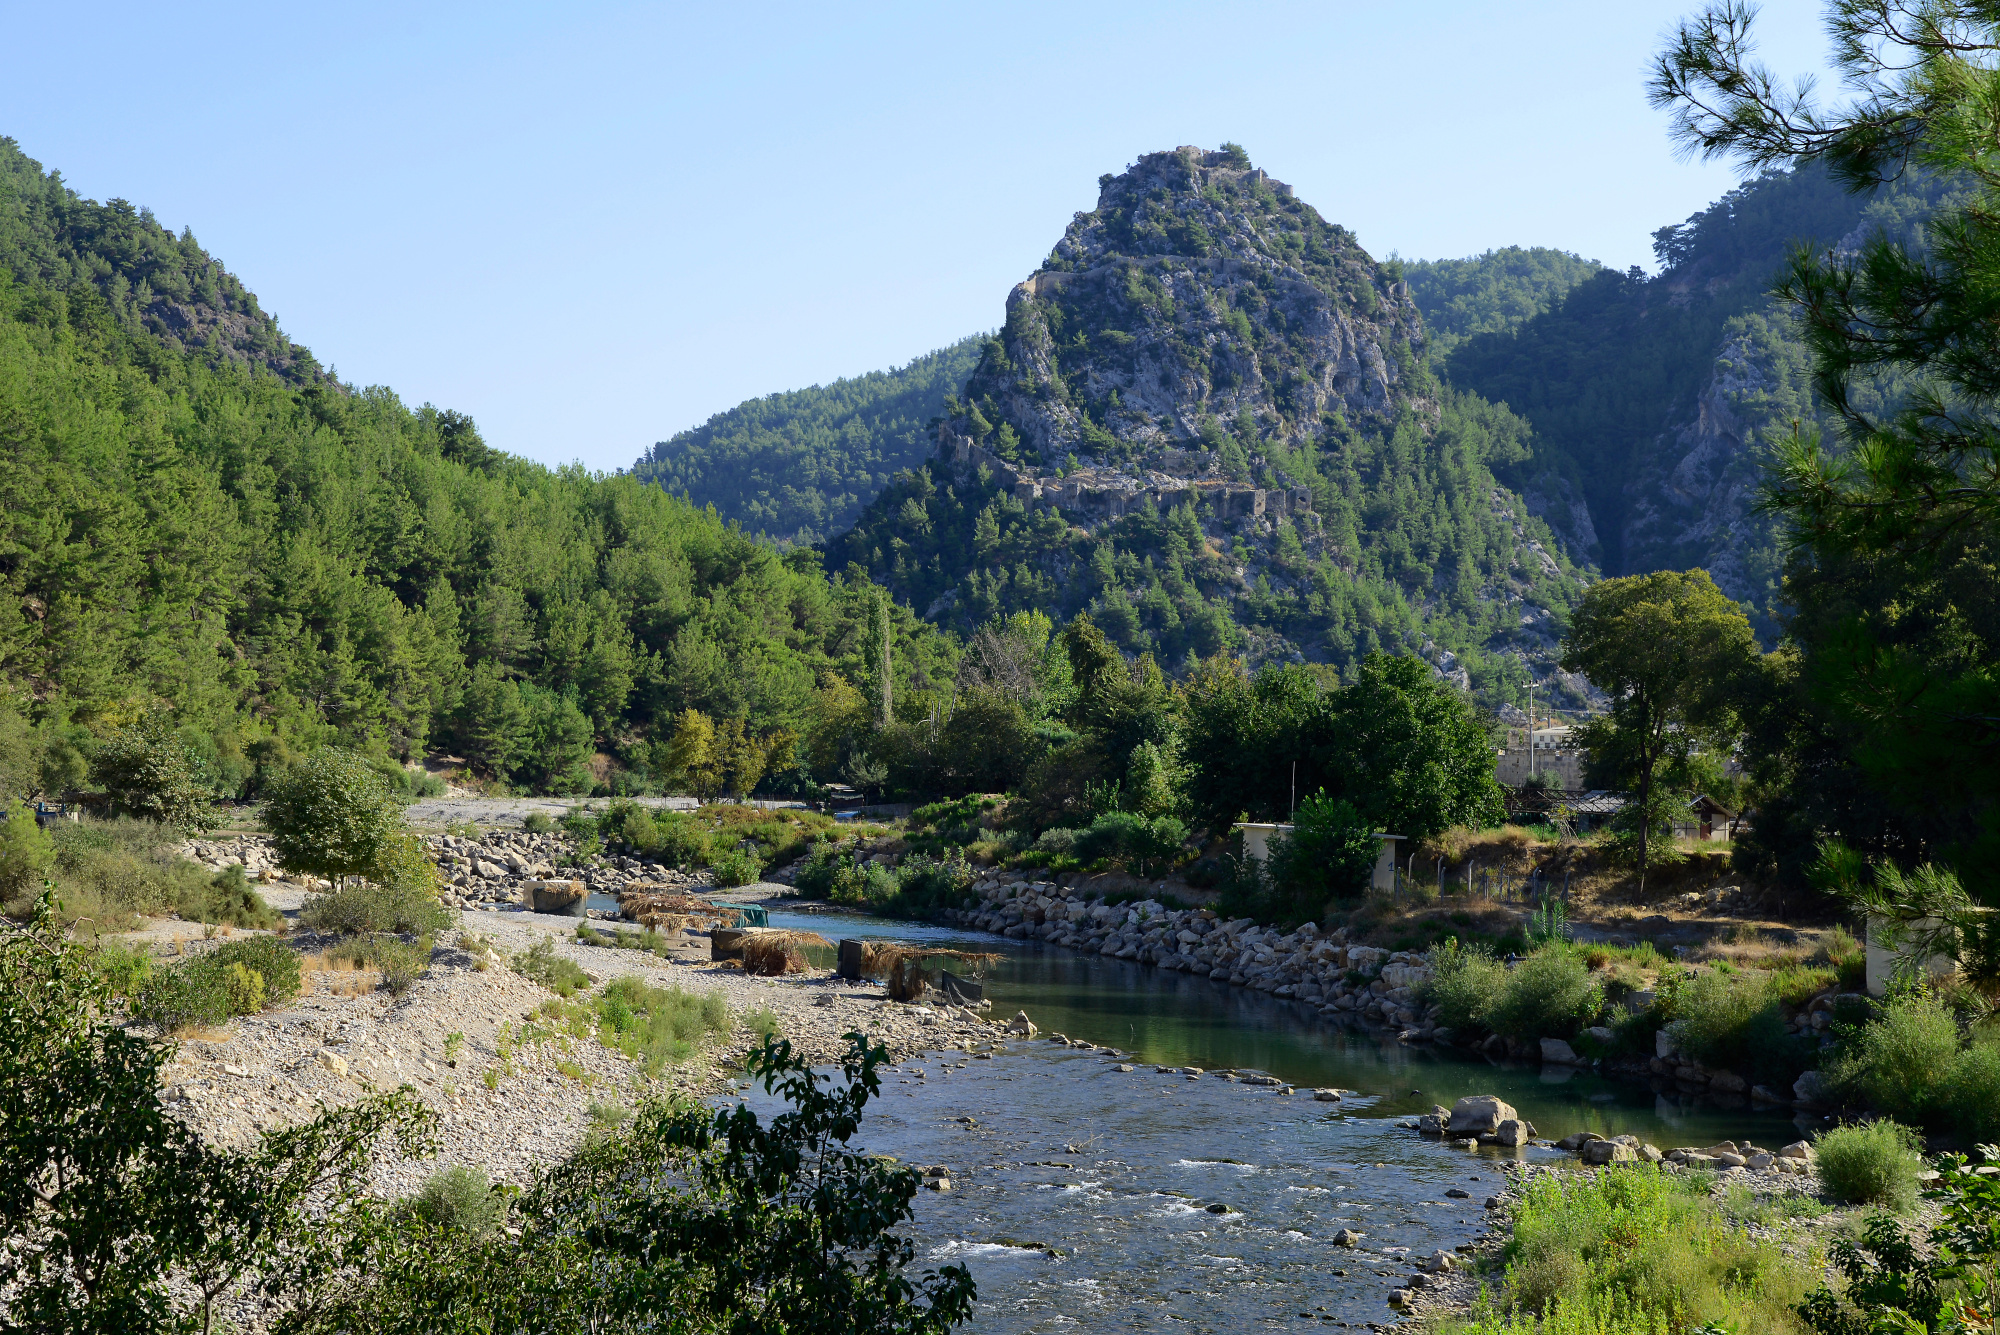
top-left (133, 962), bottom-right (234, 1031)
top-left (198, 864), bottom-right (282, 929)
top-left (1939, 1038), bottom-right (2000, 1143)
top-left (204, 936), bottom-right (304, 1008)
top-left (1825, 988), bottom-right (1963, 1122)
top-left (598, 801), bottom-right (712, 868)
top-left (299, 880), bottom-right (454, 936)
top-left (399, 1165), bottom-right (508, 1239)
top-left (1485, 946), bottom-right (1603, 1042)
top-left (1664, 969), bottom-right (1813, 1084)
top-left (1424, 937), bottom-right (1506, 1035)
top-left (1813, 1120), bottom-right (1925, 1208)
top-left (592, 976), bottom-right (730, 1075)
top-left (521, 812), bottom-right (554, 834)
top-left (133, 934), bottom-right (304, 1029)
top-left (0, 804), bottom-right (55, 902)
top-left (512, 937), bottom-right (591, 998)
top-left (94, 939), bottom-right (155, 997)
top-left (1073, 811), bottom-right (1186, 876)
top-left (1033, 827), bottom-right (1082, 856)
top-left (709, 848), bottom-right (762, 888)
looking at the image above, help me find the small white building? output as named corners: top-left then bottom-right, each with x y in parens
top-left (1236, 823), bottom-right (1404, 893)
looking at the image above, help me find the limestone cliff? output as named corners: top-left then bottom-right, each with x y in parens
top-left (944, 146), bottom-right (1428, 468)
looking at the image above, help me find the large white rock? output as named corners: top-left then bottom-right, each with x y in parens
top-left (1447, 1095), bottom-right (1518, 1135)
top-left (1540, 1037), bottom-right (1582, 1065)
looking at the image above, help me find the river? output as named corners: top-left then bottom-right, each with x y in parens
top-left (724, 905), bottom-right (1815, 1334)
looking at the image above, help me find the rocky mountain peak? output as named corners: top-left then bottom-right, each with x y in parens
top-left (941, 145), bottom-right (1426, 476)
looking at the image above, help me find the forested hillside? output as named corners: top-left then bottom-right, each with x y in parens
top-left (829, 147), bottom-right (1592, 708)
top-left (633, 337), bottom-right (984, 544)
top-left (1431, 166), bottom-right (1967, 632)
top-left (0, 139), bottom-right (321, 383)
top-left (0, 140), bottom-right (957, 800)
top-left (1398, 246), bottom-right (1602, 360)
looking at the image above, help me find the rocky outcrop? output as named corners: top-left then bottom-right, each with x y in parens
top-left (947, 146), bottom-right (1426, 469)
top-left (1619, 326), bottom-right (1794, 623)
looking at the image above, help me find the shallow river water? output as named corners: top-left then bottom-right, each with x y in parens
top-left (732, 906), bottom-right (1816, 1333)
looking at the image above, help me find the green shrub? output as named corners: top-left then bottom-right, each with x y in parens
top-left (299, 880), bottom-right (454, 936)
top-left (1664, 969), bottom-right (1813, 1084)
top-left (399, 1165), bottom-right (507, 1239)
top-left (198, 865), bottom-right (282, 929)
top-left (1074, 811), bottom-right (1186, 876)
top-left (204, 936), bottom-right (304, 1007)
top-left (1424, 937), bottom-right (1506, 1035)
top-left (512, 937), bottom-right (590, 997)
top-left (1825, 988), bottom-right (1962, 1122)
top-left (521, 812), bottom-right (554, 834)
top-left (134, 962), bottom-right (234, 1031)
top-left (1813, 1120), bottom-right (1924, 1208)
top-left (0, 804), bottom-right (55, 901)
top-left (220, 961), bottom-right (266, 1013)
top-left (1938, 1037), bottom-right (2000, 1143)
top-left (742, 1006), bottom-right (781, 1043)
top-left (709, 848), bottom-right (762, 888)
top-left (94, 939), bottom-right (155, 997)
top-left (598, 801), bottom-right (712, 868)
top-left (371, 938), bottom-right (431, 996)
top-left (592, 976), bottom-right (730, 1075)
top-left (133, 934), bottom-right (304, 1029)
top-left (1485, 946), bottom-right (1603, 1041)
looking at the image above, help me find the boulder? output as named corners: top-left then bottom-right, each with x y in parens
top-left (1420, 1251), bottom-right (1455, 1273)
top-left (1714, 1152), bottom-right (1748, 1168)
top-left (1638, 1144), bottom-right (1664, 1162)
top-left (1005, 1010), bottom-right (1038, 1037)
top-left (1447, 1095), bottom-right (1518, 1135)
top-left (1331, 1229), bottom-right (1363, 1247)
top-left (1749, 1084), bottom-right (1785, 1104)
top-left (1778, 1140), bottom-right (1815, 1161)
top-left (1583, 1025), bottom-right (1616, 1044)
top-left (1745, 1153), bottom-right (1775, 1170)
top-left (1312, 1088), bottom-right (1345, 1103)
top-left (1492, 1118), bottom-right (1530, 1148)
top-left (1540, 1038), bottom-right (1582, 1065)
top-left (1581, 1139), bottom-right (1638, 1165)
top-left (1655, 1029), bottom-right (1679, 1060)
top-left (1792, 1070), bottom-right (1830, 1108)
top-left (1706, 1069), bottom-right (1749, 1094)
top-left (1555, 1132), bottom-right (1604, 1152)
top-left (318, 1051), bottom-right (348, 1077)
top-left (1418, 1115), bottom-right (1446, 1136)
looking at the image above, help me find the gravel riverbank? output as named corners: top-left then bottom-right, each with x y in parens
top-left (141, 885), bottom-right (1006, 1198)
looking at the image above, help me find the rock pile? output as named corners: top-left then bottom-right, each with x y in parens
top-left (429, 831), bottom-right (707, 912)
top-left (941, 873), bottom-right (1440, 1035)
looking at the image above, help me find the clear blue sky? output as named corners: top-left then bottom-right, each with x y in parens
top-left (4, 1), bottom-right (1831, 473)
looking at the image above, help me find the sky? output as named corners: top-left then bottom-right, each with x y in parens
top-left (3, 1), bottom-right (1835, 473)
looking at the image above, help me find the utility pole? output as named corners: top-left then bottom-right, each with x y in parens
top-left (1290, 761), bottom-right (1296, 822)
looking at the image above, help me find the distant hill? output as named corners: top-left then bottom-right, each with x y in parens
top-left (829, 146), bottom-right (1592, 707)
top-left (0, 137), bottom-right (323, 382)
top-left (0, 137), bottom-right (937, 799)
top-left (632, 337), bottom-right (985, 544)
top-left (1399, 246), bottom-right (1603, 360)
top-left (1433, 166), bottom-right (1968, 633)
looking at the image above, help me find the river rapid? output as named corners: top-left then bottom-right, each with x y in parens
top-left (728, 906), bottom-right (1813, 1333)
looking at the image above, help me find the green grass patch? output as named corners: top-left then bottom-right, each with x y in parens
top-left (1444, 1164), bottom-right (1816, 1335)
top-left (588, 976), bottom-right (731, 1076)
top-left (511, 937), bottom-right (591, 997)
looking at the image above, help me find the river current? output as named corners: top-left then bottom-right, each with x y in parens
top-left (728, 906), bottom-right (1814, 1333)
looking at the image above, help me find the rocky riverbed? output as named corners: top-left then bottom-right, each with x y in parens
top-left (141, 882), bottom-right (1008, 1198)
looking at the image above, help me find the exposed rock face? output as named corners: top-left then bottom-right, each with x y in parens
top-left (945, 146), bottom-right (1426, 468)
top-left (1619, 326), bottom-right (1796, 624)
